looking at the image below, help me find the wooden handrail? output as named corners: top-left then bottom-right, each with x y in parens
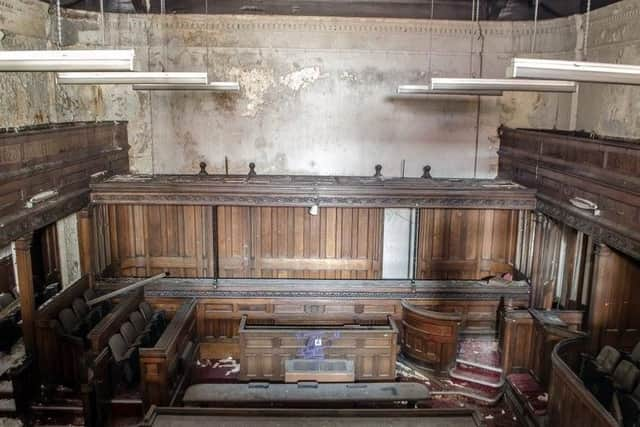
top-left (87, 272), bottom-right (166, 306)
top-left (548, 337), bottom-right (618, 427)
top-left (400, 300), bottom-right (463, 322)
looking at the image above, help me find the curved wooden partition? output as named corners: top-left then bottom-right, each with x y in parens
top-left (400, 300), bottom-right (462, 373)
top-left (548, 337), bottom-right (618, 427)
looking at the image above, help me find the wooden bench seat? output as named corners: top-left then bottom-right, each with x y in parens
top-left (183, 381), bottom-right (430, 407)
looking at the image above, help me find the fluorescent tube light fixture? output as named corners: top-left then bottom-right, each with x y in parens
top-left (131, 82), bottom-right (240, 92)
top-left (0, 50), bottom-right (134, 72)
top-left (397, 85), bottom-right (502, 96)
top-left (56, 72), bottom-right (208, 85)
top-left (511, 58), bottom-right (640, 86)
top-left (431, 78), bottom-right (577, 93)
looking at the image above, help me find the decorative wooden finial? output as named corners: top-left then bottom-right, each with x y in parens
top-left (374, 164), bottom-right (383, 178)
top-left (422, 165), bottom-right (432, 179)
top-left (248, 162), bottom-right (257, 177)
top-left (198, 161), bottom-right (208, 176)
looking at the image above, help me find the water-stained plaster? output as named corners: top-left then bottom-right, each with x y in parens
top-left (3, 0), bottom-right (639, 177)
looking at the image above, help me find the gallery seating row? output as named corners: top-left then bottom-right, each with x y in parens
top-left (107, 301), bottom-right (168, 388)
top-left (581, 342), bottom-right (640, 426)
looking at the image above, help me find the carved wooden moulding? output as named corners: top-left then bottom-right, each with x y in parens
top-left (91, 172), bottom-right (536, 210)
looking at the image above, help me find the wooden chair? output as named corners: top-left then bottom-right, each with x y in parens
top-left (108, 333), bottom-right (139, 387)
top-left (120, 322), bottom-right (144, 348)
top-left (129, 311), bottom-right (153, 346)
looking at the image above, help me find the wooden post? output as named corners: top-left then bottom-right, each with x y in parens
top-left (588, 242), bottom-right (612, 352)
top-left (530, 212), bottom-right (547, 308)
top-left (14, 232), bottom-right (36, 354)
top-left (78, 206), bottom-right (95, 288)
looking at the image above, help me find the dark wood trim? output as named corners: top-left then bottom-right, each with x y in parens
top-left (78, 207), bottom-right (95, 288)
top-left (96, 277), bottom-right (531, 301)
top-left (15, 233), bottom-right (36, 353)
top-left (91, 175), bottom-right (536, 210)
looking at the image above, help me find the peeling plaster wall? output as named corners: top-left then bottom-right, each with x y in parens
top-left (56, 213), bottom-right (81, 288)
top-left (53, 11), bottom-right (580, 178)
top-left (574, 0), bottom-right (640, 139)
top-left (6, 1), bottom-right (637, 178)
top-left (0, 0), bottom-right (55, 128)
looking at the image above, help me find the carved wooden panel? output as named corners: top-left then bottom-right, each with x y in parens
top-left (417, 208), bottom-right (519, 280)
top-left (238, 316), bottom-right (397, 381)
top-left (91, 175), bottom-right (536, 210)
top-left (193, 294), bottom-right (525, 340)
top-left (217, 206), bottom-right (383, 279)
top-left (103, 204), bottom-right (216, 278)
top-left (499, 310), bottom-right (534, 375)
top-left (590, 245), bottom-right (640, 351)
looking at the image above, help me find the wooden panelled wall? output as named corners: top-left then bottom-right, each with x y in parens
top-left (218, 206), bottom-right (383, 279)
top-left (417, 208), bottom-right (518, 280)
top-left (590, 245), bottom-right (640, 351)
top-left (95, 204), bottom-right (522, 280)
top-left (93, 204), bottom-right (216, 278)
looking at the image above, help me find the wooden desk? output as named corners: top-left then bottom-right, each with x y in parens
top-left (239, 315), bottom-right (398, 381)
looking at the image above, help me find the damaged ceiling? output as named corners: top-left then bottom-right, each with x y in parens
top-left (44, 0), bottom-right (623, 20)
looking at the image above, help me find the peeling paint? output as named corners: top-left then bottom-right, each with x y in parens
top-left (280, 66), bottom-right (322, 91)
top-left (228, 66), bottom-right (274, 117)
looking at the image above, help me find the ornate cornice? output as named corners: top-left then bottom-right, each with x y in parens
top-left (96, 278), bottom-right (531, 300)
top-left (91, 175), bottom-right (536, 210)
top-left (537, 195), bottom-right (640, 260)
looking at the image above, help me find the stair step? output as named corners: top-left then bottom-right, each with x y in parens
top-left (442, 377), bottom-right (504, 405)
top-left (449, 366), bottom-right (504, 388)
top-left (455, 359), bottom-right (502, 374)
